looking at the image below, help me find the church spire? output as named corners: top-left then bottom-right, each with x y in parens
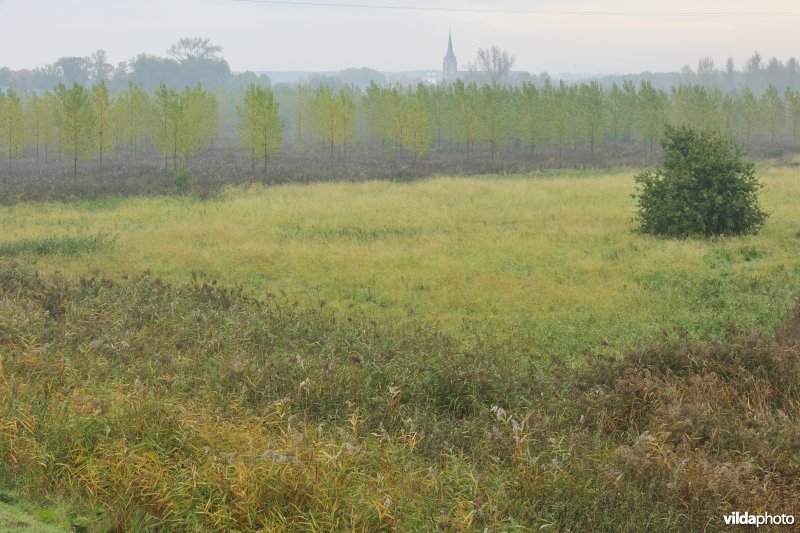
top-left (443, 30), bottom-right (458, 83)
top-left (446, 30), bottom-right (455, 58)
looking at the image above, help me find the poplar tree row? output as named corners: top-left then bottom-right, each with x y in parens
top-left (0, 81), bottom-right (219, 179)
top-left (278, 80), bottom-right (800, 166)
top-left (4, 79), bottom-right (800, 182)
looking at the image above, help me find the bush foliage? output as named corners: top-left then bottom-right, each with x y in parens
top-left (634, 125), bottom-right (767, 237)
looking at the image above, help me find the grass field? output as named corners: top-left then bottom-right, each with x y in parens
top-left (1, 166), bottom-right (799, 530)
top-left (2, 166), bottom-right (799, 356)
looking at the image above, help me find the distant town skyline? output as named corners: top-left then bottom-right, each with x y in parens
top-left (2, 0), bottom-right (800, 75)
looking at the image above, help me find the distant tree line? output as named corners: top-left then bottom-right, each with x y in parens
top-left (0, 38), bottom-right (270, 92)
top-left (3, 77), bottom-right (800, 189)
top-left (3, 41), bottom-right (800, 96)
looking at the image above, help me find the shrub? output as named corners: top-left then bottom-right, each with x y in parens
top-left (634, 125), bottom-right (767, 237)
top-left (172, 169), bottom-right (191, 193)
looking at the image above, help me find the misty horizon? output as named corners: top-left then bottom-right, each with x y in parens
top-left (2, 0), bottom-right (800, 75)
top-left (3, 38), bottom-right (799, 81)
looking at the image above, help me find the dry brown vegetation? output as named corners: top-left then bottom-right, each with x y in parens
top-left (0, 262), bottom-right (798, 531)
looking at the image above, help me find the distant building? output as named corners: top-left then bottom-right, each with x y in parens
top-left (422, 70), bottom-right (439, 85)
top-left (443, 32), bottom-right (458, 83)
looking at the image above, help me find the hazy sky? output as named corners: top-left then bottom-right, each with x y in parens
top-left (1, 0), bottom-right (799, 74)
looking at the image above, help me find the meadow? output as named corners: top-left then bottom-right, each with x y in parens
top-left (2, 166), bottom-right (800, 355)
top-left (1, 166), bottom-right (799, 530)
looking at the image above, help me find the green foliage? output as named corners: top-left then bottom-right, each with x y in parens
top-left (450, 79), bottom-right (482, 159)
top-left (171, 169), bottom-right (191, 193)
top-left (26, 91), bottom-right (57, 165)
top-left (0, 234), bottom-right (113, 257)
top-left (518, 82), bottom-right (542, 157)
top-left (7, 79), bottom-right (800, 185)
top-left (762, 83), bottom-right (785, 144)
top-left (312, 85), bottom-right (357, 166)
top-left (0, 88), bottom-right (25, 175)
top-left (182, 83), bottom-right (218, 160)
top-left (578, 80), bottom-right (604, 155)
top-left (153, 82), bottom-right (218, 171)
top-left (54, 82), bottom-right (95, 180)
top-left (634, 125), bottom-right (768, 237)
top-left (153, 82), bottom-right (180, 168)
top-left (91, 80), bottom-right (112, 173)
top-left (112, 81), bottom-right (152, 158)
top-left (637, 80), bottom-right (668, 157)
top-left (237, 83), bottom-right (281, 178)
top-left (362, 83), bottom-right (433, 161)
top-left (0, 501), bottom-right (68, 532)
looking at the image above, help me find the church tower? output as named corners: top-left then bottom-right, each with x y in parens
top-left (443, 31), bottom-right (458, 83)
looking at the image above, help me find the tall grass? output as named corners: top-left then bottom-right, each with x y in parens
top-left (0, 263), bottom-right (797, 530)
top-left (1, 168), bottom-right (799, 529)
top-left (0, 234), bottom-right (113, 258)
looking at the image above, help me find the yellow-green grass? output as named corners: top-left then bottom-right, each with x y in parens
top-left (2, 166), bottom-right (799, 356)
top-left (0, 502), bottom-right (68, 532)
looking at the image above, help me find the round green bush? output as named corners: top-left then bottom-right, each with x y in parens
top-left (634, 125), bottom-right (767, 237)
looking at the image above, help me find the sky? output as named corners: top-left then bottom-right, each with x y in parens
top-left (1, 0), bottom-right (799, 75)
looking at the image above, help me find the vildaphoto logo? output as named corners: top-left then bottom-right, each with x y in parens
top-left (723, 511), bottom-right (795, 527)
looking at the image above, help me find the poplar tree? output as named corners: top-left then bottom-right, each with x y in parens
top-left (312, 86), bottom-right (357, 169)
top-left (719, 93), bottom-right (737, 137)
top-left (739, 88), bottom-right (759, 147)
top-left (238, 83), bottom-right (281, 179)
top-left (314, 86), bottom-right (338, 165)
top-left (622, 80), bottom-right (638, 144)
top-left (606, 83), bottom-right (625, 149)
top-left (361, 82), bottom-right (386, 150)
top-left (428, 85), bottom-right (451, 152)
top-left (519, 82), bottom-right (542, 159)
top-left (547, 81), bottom-right (571, 164)
top-left (335, 87), bottom-right (357, 170)
top-left (450, 80), bottom-right (481, 160)
top-left (0, 88), bottom-right (26, 178)
top-left (406, 84), bottom-right (433, 159)
top-left (55, 83), bottom-right (95, 182)
top-left (670, 85), bottom-right (691, 127)
top-left (637, 80), bottom-right (667, 157)
top-left (181, 83), bottom-right (218, 166)
top-left (290, 85), bottom-right (314, 147)
top-left (153, 83), bottom-right (181, 171)
top-left (28, 91), bottom-right (57, 166)
top-left (761, 84), bottom-right (784, 145)
top-left (478, 84), bottom-right (506, 166)
top-left (567, 84), bottom-right (580, 154)
top-left (115, 81), bottom-right (151, 159)
top-left (578, 81), bottom-right (604, 156)
top-left (685, 85), bottom-right (722, 132)
top-left (784, 88), bottom-right (800, 144)
top-left (383, 87), bottom-right (408, 161)
top-left (91, 80), bottom-right (113, 176)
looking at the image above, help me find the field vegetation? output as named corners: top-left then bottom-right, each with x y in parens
top-left (2, 168), bottom-right (799, 356)
top-left (0, 166), bottom-right (799, 529)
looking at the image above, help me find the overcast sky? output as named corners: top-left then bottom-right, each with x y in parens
top-left (1, 0), bottom-right (799, 74)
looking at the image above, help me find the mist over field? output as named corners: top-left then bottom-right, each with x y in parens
top-left (1, 2), bottom-right (799, 531)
